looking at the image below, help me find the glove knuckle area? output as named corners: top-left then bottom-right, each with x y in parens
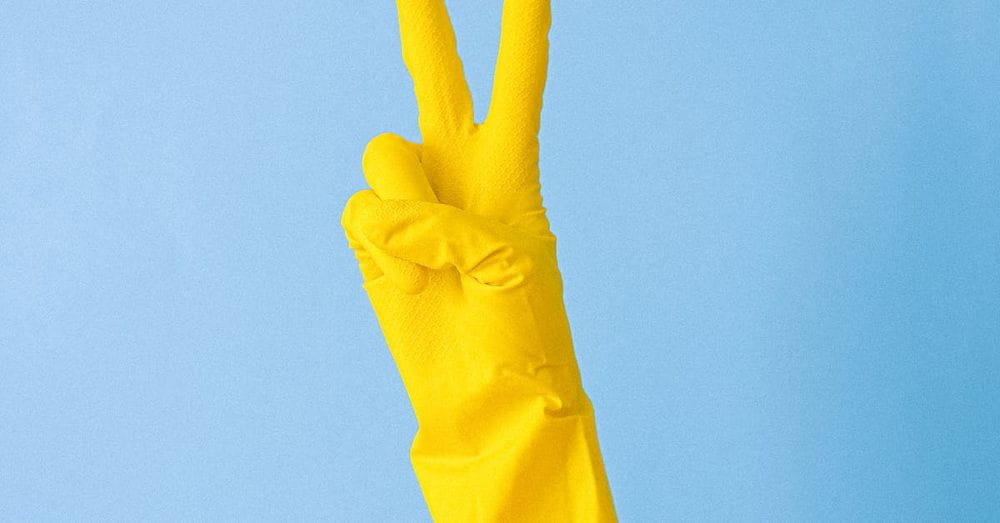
top-left (361, 199), bottom-right (433, 246)
top-left (344, 190), bottom-right (420, 242)
top-left (340, 191), bottom-right (385, 281)
top-left (340, 190), bottom-right (379, 231)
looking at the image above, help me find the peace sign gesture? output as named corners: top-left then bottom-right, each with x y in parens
top-left (342, 2), bottom-right (617, 520)
top-left (344, 0), bottom-right (555, 293)
top-left (398, 0), bottom-right (550, 218)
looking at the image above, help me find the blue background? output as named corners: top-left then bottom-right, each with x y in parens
top-left (2, 1), bottom-right (998, 520)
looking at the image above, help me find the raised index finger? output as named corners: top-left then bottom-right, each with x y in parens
top-left (485, 0), bottom-right (551, 138)
top-left (396, 0), bottom-right (474, 137)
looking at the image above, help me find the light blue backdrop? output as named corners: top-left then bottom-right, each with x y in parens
top-left (2, 2), bottom-right (998, 520)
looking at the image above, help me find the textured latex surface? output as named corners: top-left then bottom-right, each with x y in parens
top-left (342, 1), bottom-right (617, 520)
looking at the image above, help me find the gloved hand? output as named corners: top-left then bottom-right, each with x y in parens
top-left (342, 1), bottom-right (617, 521)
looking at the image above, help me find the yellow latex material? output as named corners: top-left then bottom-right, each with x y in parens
top-left (341, 1), bottom-right (617, 520)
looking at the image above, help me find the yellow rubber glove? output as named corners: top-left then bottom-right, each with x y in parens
top-left (342, 1), bottom-right (617, 521)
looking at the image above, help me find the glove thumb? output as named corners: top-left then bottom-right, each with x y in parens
top-left (344, 190), bottom-right (540, 289)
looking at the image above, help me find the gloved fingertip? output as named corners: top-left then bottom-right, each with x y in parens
top-left (342, 190), bottom-right (380, 228)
